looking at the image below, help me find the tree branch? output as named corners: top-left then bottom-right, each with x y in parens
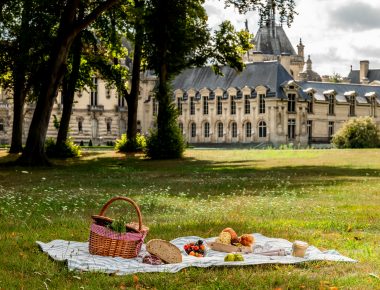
top-left (73, 0), bottom-right (120, 35)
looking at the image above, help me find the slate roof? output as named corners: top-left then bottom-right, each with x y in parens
top-left (299, 81), bottom-right (380, 104)
top-left (348, 69), bottom-right (380, 84)
top-left (172, 61), bottom-right (300, 99)
top-left (253, 26), bottom-right (296, 55)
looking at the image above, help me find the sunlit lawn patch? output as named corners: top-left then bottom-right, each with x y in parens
top-left (0, 149), bottom-right (379, 289)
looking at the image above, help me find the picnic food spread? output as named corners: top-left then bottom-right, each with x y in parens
top-left (183, 240), bottom-right (206, 257)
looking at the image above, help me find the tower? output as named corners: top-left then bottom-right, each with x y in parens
top-left (297, 39), bottom-right (305, 58)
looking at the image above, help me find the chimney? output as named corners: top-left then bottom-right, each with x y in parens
top-left (360, 60), bottom-right (369, 83)
top-left (280, 52), bottom-right (291, 73)
top-left (321, 75), bottom-right (330, 83)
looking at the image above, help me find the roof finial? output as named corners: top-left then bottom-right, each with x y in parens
top-left (350, 65), bottom-right (353, 71)
top-left (299, 38), bottom-right (303, 45)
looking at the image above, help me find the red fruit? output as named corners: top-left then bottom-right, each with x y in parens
top-left (193, 246), bottom-right (199, 251)
top-left (184, 245), bottom-right (189, 250)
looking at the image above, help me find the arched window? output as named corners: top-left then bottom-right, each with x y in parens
top-left (217, 123), bottom-right (223, 138)
top-left (179, 122), bottom-right (183, 135)
top-left (191, 123), bottom-right (196, 137)
top-left (246, 122), bottom-right (252, 138)
top-left (204, 122), bottom-right (210, 138)
top-left (259, 121), bottom-right (267, 138)
top-left (231, 122), bottom-right (237, 138)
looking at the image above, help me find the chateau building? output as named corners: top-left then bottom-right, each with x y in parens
top-left (1, 9), bottom-right (380, 147)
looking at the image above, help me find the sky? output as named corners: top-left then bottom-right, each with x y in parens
top-left (204, 0), bottom-right (380, 77)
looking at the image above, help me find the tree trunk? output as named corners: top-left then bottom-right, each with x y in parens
top-left (126, 4), bottom-right (143, 143)
top-left (56, 34), bottom-right (82, 147)
top-left (9, 80), bottom-right (27, 153)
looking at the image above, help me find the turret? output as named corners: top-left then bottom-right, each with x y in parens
top-left (297, 39), bottom-right (305, 58)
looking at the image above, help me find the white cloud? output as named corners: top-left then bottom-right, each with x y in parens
top-left (205, 0), bottom-right (380, 76)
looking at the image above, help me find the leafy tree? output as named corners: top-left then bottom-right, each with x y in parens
top-left (16, 0), bottom-right (122, 166)
top-left (332, 117), bottom-right (380, 148)
top-left (143, 0), bottom-right (253, 159)
top-left (329, 72), bottom-right (342, 83)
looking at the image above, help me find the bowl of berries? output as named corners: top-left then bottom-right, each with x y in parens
top-left (183, 240), bottom-right (206, 257)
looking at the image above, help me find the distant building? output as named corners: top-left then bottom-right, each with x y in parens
top-left (348, 60), bottom-right (380, 85)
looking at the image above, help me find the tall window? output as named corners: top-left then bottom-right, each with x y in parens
top-left (191, 122), bottom-right (196, 137)
top-left (259, 94), bottom-right (265, 114)
top-left (0, 119), bottom-right (4, 131)
top-left (288, 93), bottom-right (296, 113)
top-left (203, 96), bottom-right (209, 115)
top-left (106, 121), bottom-right (111, 134)
top-left (190, 97), bottom-right (195, 115)
top-left (288, 119), bottom-right (296, 139)
top-left (78, 120), bottom-right (83, 133)
top-left (153, 98), bottom-right (158, 116)
top-left (307, 120), bottom-right (312, 141)
top-left (259, 121), bottom-right (267, 138)
top-left (246, 122), bottom-right (252, 138)
top-left (328, 95), bottom-right (335, 115)
top-left (349, 95), bottom-right (356, 116)
top-left (218, 123), bottom-right (223, 138)
top-left (371, 97), bottom-right (377, 117)
top-left (177, 97), bottom-right (182, 115)
top-left (328, 121), bottom-right (334, 138)
top-left (118, 94), bottom-right (125, 107)
top-left (90, 77), bottom-right (98, 106)
top-left (307, 100), bottom-right (313, 114)
top-left (204, 122), bottom-right (210, 138)
top-left (230, 97), bottom-right (236, 115)
top-left (179, 122), bottom-right (183, 135)
top-left (217, 96), bottom-right (222, 115)
top-left (244, 95), bottom-right (250, 114)
top-left (231, 122), bottom-right (237, 138)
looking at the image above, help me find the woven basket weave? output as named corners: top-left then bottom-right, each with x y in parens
top-left (89, 196), bottom-right (148, 259)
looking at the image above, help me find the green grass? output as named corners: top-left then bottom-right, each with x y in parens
top-left (0, 149), bottom-right (380, 289)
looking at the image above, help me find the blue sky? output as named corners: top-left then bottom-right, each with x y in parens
top-left (205, 0), bottom-right (380, 76)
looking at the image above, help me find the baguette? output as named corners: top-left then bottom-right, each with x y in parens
top-left (146, 239), bottom-right (182, 264)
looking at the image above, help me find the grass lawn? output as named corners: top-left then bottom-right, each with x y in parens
top-left (0, 149), bottom-right (379, 289)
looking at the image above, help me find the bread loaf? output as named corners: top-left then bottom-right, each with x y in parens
top-left (146, 239), bottom-right (182, 264)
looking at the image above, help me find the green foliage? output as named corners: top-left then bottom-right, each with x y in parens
top-left (88, 139), bottom-right (93, 147)
top-left (106, 216), bottom-right (128, 233)
top-left (329, 72), bottom-right (342, 83)
top-left (332, 117), bottom-right (380, 148)
top-left (146, 104), bottom-right (185, 159)
top-left (52, 115), bottom-right (60, 130)
top-left (115, 133), bottom-right (146, 152)
top-left (45, 138), bottom-right (81, 159)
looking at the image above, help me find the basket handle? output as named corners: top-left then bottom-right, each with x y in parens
top-left (98, 196), bottom-right (142, 231)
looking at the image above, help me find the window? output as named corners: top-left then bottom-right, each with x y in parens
top-left (106, 88), bottom-right (111, 99)
top-left (204, 122), bottom-right (210, 138)
top-left (246, 122), bottom-right (252, 138)
top-left (191, 122), bottom-right (196, 137)
top-left (259, 94), bottom-right (265, 114)
top-left (179, 122), bottom-right (183, 135)
top-left (0, 119), bottom-right (4, 131)
top-left (217, 123), bottom-right (223, 138)
top-left (90, 77), bottom-right (98, 106)
top-left (153, 98), bottom-right (158, 116)
top-left (203, 96), bottom-right (209, 115)
top-left (78, 120), bottom-right (83, 133)
top-left (328, 95), bottom-right (335, 115)
top-left (328, 121), bottom-right (334, 138)
top-left (118, 94), bottom-right (125, 107)
top-left (288, 93), bottom-right (296, 113)
top-left (371, 97), bottom-right (377, 117)
top-left (190, 97), bottom-right (195, 115)
top-left (244, 95), bottom-right (250, 114)
top-left (288, 119), bottom-right (296, 139)
top-left (177, 97), bottom-right (182, 115)
top-left (106, 121), bottom-right (111, 134)
top-left (231, 122), bottom-right (237, 138)
top-left (349, 95), bottom-right (356, 116)
top-left (259, 121), bottom-right (267, 137)
top-left (230, 97), bottom-right (236, 115)
top-left (307, 95), bottom-right (313, 114)
top-left (217, 96), bottom-right (222, 115)
top-left (307, 120), bottom-right (312, 141)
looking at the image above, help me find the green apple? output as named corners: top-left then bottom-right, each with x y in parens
top-left (234, 254), bottom-right (244, 261)
top-left (224, 253), bottom-right (235, 262)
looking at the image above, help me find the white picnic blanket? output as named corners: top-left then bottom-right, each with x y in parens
top-left (37, 233), bottom-right (356, 275)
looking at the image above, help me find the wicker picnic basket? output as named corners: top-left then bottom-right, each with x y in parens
top-left (89, 196), bottom-right (149, 259)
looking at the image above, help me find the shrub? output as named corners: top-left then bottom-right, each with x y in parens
top-left (79, 140), bottom-right (84, 146)
top-left (332, 117), bottom-right (380, 148)
top-left (145, 104), bottom-right (184, 159)
top-left (88, 139), bottom-right (93, 146)
top-left (115, 133), bottom-right (146, 152)
top-left (45, 138), bottom-right (81, 158)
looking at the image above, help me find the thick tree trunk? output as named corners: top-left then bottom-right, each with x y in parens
top-left (56, 35), bottom-right (82, 147)
top-left (126, 7), bottom-right (143, 143)
top-left (9, 82), bottom-right (26, 153)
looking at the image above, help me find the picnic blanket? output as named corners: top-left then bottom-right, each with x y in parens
top-left (37, 233), bottom-right (356, 275)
